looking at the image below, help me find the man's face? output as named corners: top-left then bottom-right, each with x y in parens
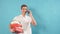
top-left (21, 7), bottom-right (27, 13)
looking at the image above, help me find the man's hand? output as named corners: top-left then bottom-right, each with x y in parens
top-left (29, 10), bottom-right (32, 17)
top-left (10, 28), bottom-right (15, 33)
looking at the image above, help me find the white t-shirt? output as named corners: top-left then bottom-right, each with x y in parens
top-left (11, 15), bottom-right (32, 34)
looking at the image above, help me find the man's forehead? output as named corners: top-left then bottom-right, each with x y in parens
top-left (22, 7), bottom-right (27, 8)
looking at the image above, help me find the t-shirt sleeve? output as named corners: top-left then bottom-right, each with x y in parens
top-left (11, 16), bottom-right (20, 24)
top-left (27, 16), bottom-right (32, 23)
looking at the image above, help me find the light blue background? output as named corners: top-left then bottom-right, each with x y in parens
top-left (0, 0), bottom-right (60, 34)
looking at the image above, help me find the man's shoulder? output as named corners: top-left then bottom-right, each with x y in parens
top-left (26, 15), bottom-right (31, 19)
top-left (14, 15), bottom-right (22, 19)
top-left (15, 15), bottom-right (22, 17)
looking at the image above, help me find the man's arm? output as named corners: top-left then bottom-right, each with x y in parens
top-left (29, 11), bottom-right (37, 26)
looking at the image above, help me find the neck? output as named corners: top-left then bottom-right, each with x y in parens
top-left (22, 12), bottom-right (26, 17)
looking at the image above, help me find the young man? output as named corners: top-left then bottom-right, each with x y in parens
top-left (10, 4), bottom-right (37, 34)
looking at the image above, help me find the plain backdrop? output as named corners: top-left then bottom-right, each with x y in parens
top-left (0, 0), bottom-right (60, 34)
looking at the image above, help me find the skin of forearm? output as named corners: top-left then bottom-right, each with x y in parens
top-left (30, 16), bottom-right (37, 26)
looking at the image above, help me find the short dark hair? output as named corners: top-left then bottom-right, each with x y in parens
top-left (21, 4), bottom-right (27, 9)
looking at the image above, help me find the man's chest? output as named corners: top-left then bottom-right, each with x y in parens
top-left (20, 17), bottom-right (31, 23)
